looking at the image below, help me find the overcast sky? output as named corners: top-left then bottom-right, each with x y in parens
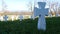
top-left (0, 0), bottom-right (60, 11)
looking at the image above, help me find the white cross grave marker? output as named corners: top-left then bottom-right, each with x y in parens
top-left (19, 15), bottom-right (23, 21)
top-left (34, 2), bottom-right (49, 30)
top-left (11, 16), bottom-right (14, 21)
top-left (0, 16), bottom-right (3, 21)
top-left (31, 15), bottom-right (34, 20)
top-left (3, 15), bottom-right (8, 21)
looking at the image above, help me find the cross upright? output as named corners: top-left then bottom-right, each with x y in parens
top-left (34, 2), bottom-right (49, 30)
top-left (19, 15), bottom-right (23, 21)
top-left (3, 15), bottom-right (8, 21)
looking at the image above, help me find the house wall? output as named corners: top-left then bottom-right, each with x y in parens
top-left (0, 15), bottom-right (32, 21)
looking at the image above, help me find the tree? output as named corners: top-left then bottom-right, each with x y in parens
top-left (27, 1), bottom-right (33, 12)
top-left (49, 2), bottom-right (59, 17)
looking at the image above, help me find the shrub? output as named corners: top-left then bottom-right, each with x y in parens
top-left (0, 17), bottom-right (60, 34)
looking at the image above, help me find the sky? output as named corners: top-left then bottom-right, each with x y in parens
top-left (0, 0), bottom-right (60, 11)
top-left (0, 0), bottom-right (34, 11)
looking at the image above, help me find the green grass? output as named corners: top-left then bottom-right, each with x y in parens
top-left (0, 17), bottom-right (60, 34)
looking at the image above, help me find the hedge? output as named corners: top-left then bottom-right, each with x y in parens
top-left (0, 17), bottom-right (60, 34)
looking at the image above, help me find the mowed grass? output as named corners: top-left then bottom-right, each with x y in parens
top-left (0, 17), bottom-right (60, 34)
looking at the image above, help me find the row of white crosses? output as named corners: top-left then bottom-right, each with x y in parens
top-left (0, 15), bottom-right (23, 21)
top-left (34, 2), bottom-right (49, 31)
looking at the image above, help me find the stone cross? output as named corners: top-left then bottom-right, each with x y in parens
top-left (31, 15), bottom-right (34, 20)
top-left (11, 16), bottom-right (14, 21)
top-left (19, 15), bottom-right (23, 21)
top-left (3, 15), bottom-right (8, 21)
top-left (34, 2), bottom-right (49, 30)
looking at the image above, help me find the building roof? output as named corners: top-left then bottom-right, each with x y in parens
top-left (0, 11), bottom-right (33, 15)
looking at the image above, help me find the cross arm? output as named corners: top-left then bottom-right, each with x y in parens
top-left (34, 7), bottom-right (40, 17)
top-left (45, 8), bottom-right (49, 16)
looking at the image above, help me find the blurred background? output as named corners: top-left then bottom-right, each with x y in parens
top-left (0, 0), bottom-right (60, 21)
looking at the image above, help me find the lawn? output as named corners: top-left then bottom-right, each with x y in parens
top-left (0, 17), bottom-right (60, 34)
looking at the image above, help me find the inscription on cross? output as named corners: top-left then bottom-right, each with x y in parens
top-left (34, 2), bottom-right (49, 30)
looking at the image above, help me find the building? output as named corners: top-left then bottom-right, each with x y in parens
top-left (0, 11), bottom-right (33, 21)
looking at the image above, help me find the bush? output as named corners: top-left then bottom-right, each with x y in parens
top-left (0, 17), bottom-right (60, 34)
